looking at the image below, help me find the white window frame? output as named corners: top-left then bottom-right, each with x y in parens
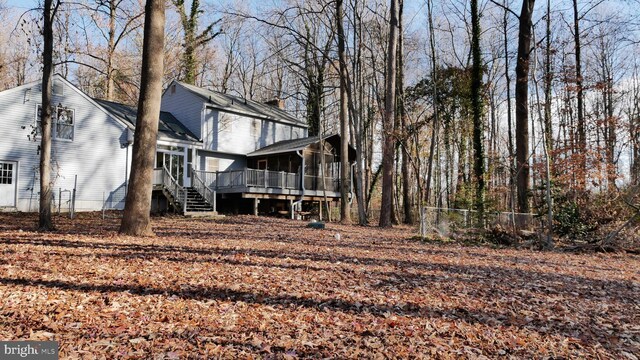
top-left (35, 104), bottom-right (75, 142)
top-left (0, 162), bottom-right (15, 185)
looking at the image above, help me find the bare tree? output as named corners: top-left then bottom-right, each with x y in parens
top-left (90, 0), bottom-right (144, 100)
top-left (379, 0), bottom-right (399, 228)
top-left (119, 0), bottom-right (165, 236)
top-left (515, 0), bottom-right (535, 215)
top-left (572, 0), bottom-right (586, 189)
top-left (337, 0), bottom-right (351, 223)
top-left (470, 0), bottom-right (485, 223)
top-left (39, 0), bottom-right (61, 231)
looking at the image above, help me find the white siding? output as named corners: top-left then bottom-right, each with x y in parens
top-left (198, 151), bottom-right (246, 172)
top-left (205, 110), bottom-right (307, 155)
top-left (0, 79), bottom-right (130, 212)
top-left (161, 83), bottom-right (204, 139)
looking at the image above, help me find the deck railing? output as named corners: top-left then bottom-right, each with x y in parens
top-left (304, 175), bottom-right (340, 192)
top-left (192, 168), bottom-right (339, 192)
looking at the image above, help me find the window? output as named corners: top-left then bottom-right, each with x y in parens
top-left (55, 107), bottom-right (74, 140)
top-left (206, 158), bottom-right (219, 172)
top-left (53, 79), bottom-right (64, 96)
top-left (36, 104), bottom-right (75, 141)
top-left (0, 163), bottom-right (13, 184)
top-left (157, 145), bottom-right (185, 152)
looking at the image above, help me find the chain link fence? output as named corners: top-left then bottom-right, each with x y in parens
top-left (419, 206), bottom-right (541, 236)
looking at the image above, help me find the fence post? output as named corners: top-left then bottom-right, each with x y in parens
top-left (70, 174), bottom-right (77, 219)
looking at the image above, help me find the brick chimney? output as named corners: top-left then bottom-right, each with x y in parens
top-left (264, 98), bottom-right (285, 110)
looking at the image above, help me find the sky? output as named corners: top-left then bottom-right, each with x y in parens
top-left (5, 0), bottom-right (37, 10)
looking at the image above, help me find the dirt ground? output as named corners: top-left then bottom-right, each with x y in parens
top-left (0, 212), bottom-right (638, 359)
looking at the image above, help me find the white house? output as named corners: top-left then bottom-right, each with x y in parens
top-left (160, 81), bottom-right (354, 215)
top-left (0, 76), bottom-right (353, 216)
top-left (0, 76), bottom-right (131, 212)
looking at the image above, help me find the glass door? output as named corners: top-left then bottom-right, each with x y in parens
top-left (156, 151), bottom-right (184, 186)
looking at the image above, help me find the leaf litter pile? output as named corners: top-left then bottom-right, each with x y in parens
top-left (0, 213), bottom-right (638, 359)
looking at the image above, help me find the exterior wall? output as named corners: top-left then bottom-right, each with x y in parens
top-left (198, 150), bottom-right (246, 172)
top-left (204, 109), bottom-right (307, 155)
top-left (0, 79), bottom-right (130, 212)
top-left (164, 81), bottom-right (308, 160)
top-left (160, 83), bottom-right (204, 139)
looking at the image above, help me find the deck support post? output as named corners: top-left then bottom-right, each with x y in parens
top-left (253, 198), bottom-right (259, 216)
top-left (290, 199), bottom-right (294, 219)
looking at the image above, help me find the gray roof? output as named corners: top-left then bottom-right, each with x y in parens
top-left (248, 134), bottom-right (356, 161)
top-left (94, 99), bottom-right (199, 143)
top-left (175, 81), bottom-right (307, 127)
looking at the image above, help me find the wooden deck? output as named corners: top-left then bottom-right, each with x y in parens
top-left (192, 169), bottom-right (343, 199)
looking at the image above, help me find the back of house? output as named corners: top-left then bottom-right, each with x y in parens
top-left (0, 76), bottom-right (352, 217)
top-left (0, 75), bottom-right (131, 212)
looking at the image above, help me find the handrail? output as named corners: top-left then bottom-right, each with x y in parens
top-left (160, 166), bottom-right (186, 211)
top-left (191, 169), bottom-right (216, 212)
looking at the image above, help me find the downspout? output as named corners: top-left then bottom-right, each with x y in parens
top-left (292, 150), bottom-right (305, 219)
top-left (201, 103), bottom-right (207, 148)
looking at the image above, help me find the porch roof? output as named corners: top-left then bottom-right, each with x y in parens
top-left (94, 98), bottom-right (200, 143)
top-left (247, 134), bottom-right (356, 162)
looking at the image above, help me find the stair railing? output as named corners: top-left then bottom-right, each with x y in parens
top-left (191, 169), bottom-right (216, 212)
top-left (162, 166), bottom-right (187, 213)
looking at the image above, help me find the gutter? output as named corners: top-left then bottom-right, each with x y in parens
top-left (292, 150), bottom-right (305, 219)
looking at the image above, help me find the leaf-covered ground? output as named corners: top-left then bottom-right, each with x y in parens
top-left (0, 212), bottom-right (638, 359)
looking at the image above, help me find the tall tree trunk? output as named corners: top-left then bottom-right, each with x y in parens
top-left (106, 0), bottom-right (116, 100)
top-left (470, 0), bottom-right (485, 224)
top-left (515, 0), bottom-right (535, 215)
top-left (572, 0), bottom-right (586, 189)
top-left (337, 0), bottom-right (351, 223)
top-left (119, 0), bottom-right (166, 236)
top-left (379, 0), bottom-right (399, 228)
top-left (602, 59), bottom-right (616, 190)
top-left (39, 0), bottom-right (59, 231)
top-left (503, 0), bottom-right (516, 223)
top-left (543, 0), bottom-right (554, 247)
top-left (353, 0), bottom-right (368, 225)
top-left (532, 28), bottom-right (554, 248)
top-left (397, 0), bottom-right (413, 224)
top-left (633, 72), bottom-right (640, 185)
top-left (543, 0), bottom-right (553, 157)
top-left (424, 0), bottom-right (439, 210)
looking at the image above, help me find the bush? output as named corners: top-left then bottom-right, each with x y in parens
top-left (553, 200), bottom-right (597, 239)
